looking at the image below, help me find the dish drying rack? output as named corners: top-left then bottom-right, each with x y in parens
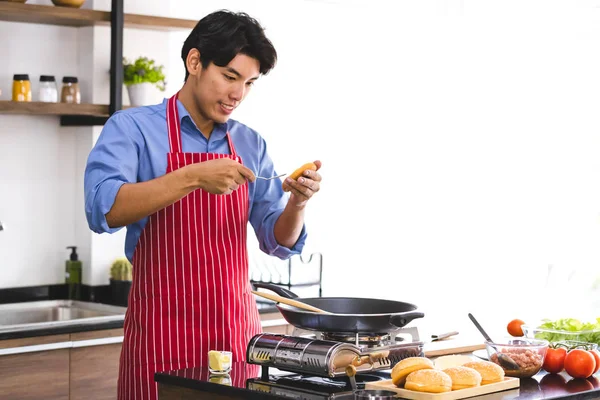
top-left (249, 252), bottom-right (323, 299)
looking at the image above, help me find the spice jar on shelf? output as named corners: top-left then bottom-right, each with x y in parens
top-left (12, 74), bottom-right (32, 102)
top-left (39, 75), bottom-right (58, 103)
top-left (60, 76), bottom-right (81, 104)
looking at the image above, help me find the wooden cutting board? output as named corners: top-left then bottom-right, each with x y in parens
top-left (422, 337), bottom-right (486, 357)
top-left (365, 377), bottom-right (520, 400)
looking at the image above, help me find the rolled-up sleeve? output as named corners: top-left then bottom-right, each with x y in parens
top-left (249, 138), bottom-right (307, 260)
top-left (84, 112), bottom-right (142, 234)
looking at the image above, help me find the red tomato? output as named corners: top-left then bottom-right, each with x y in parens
top-left (590, 349), bottom-right (600, 375)
top-left (543, 347), bottom-right (567, 374)
top-left (507, 319), bottom-right (525, 337)
top-left (564, 349), bottom-right (596, 379)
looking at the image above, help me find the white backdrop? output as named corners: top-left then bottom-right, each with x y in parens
top-left (167, 0), bottom-right (600, 333)
top-left (1, 0), bottom-right (599, 336)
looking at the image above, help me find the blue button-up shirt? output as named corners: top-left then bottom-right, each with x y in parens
top-left (84, 98), bottom-right (306, 262)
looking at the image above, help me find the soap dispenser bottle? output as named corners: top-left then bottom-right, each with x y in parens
top-left (65, 246), bottom-right (82, 300)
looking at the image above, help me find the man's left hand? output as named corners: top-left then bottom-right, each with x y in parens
top-left (283, 160), bottom-right (322, 207)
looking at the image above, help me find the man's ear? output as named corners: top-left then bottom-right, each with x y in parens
top-left (186, 48), bottom-right (202, 77)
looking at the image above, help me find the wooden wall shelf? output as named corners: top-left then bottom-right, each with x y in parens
top-left (0, 2), bottom-right (196, 31)
top-left (0, 0), bottom-right (189, 125)
top-left (0, 101), bottom-right (109, 117)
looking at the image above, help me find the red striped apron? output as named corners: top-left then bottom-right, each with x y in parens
top-left (118, 93), bottom-right (262, 400)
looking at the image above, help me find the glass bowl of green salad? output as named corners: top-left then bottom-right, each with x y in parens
top-left (521, 318), bottom-right (600, 346)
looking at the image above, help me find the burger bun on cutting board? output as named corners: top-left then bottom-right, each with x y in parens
top-left (434, 354), bottom-right (477, 370)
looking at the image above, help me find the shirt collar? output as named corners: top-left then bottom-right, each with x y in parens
top-left (173, 98), bottom-right (228, 140)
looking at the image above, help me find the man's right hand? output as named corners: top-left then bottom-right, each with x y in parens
top-left (106, 158), bottom-right (255, 228)
top-left (184, 158), bottom-right (256, 195)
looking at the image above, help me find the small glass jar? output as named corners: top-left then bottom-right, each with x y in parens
top-left (61, 76), bottom-right (81, 104)
top-left (39, 75), bottom-right (58, 103)
top-left (12, 74), bottom-right (32, 102)
top-left (208, 350), bottom-right (232, 375)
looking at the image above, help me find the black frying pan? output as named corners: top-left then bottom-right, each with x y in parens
top-left (253, 283), bottom-right (424, 334)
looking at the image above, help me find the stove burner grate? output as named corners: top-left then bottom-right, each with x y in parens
top-left (320, 332), bottom-right (392, 346)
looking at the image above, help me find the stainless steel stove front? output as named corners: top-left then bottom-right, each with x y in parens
top-left (246, 333), bottom-right (424, 378)
top-left (246, 333), bottom-right (359, 378)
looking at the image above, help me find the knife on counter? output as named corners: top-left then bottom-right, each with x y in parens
top-left (431, 331), bottom-right (459, 342)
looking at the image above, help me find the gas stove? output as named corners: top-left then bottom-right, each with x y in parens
top-left (244, 328), bottom-right (423, 398)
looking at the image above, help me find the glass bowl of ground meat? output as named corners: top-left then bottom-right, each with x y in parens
top-left (485, 338), bottom-right (549, 378)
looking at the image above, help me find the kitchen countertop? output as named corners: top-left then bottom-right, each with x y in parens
top-left (0, 300), bottom-right (126, 340)
top-left (155, 362), bottom-right (600, 400)
top-left (256, 301), bottom-right (278, 314)
top-left (0, 300), bottom-right (278, 341)
top-left (0, 319), bottom-right (124, 340)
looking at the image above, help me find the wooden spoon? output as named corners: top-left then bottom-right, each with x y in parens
top-left (251, 290), bottom-right (333, 314)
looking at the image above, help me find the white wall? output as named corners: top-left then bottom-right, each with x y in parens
top-left (1, 0), bottom-right (599, 336)
top-left (86, 0), bottom-right (175, 286)
top-left (0, 0), bottom-right (88, 287)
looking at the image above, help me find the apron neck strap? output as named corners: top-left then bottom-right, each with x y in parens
top-left (166, 92), bottom-right (237, 157)
top-left (166, 92), bottom-right (182, 153)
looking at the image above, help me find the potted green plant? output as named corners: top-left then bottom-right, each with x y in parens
top-left (110, 258), bottom-right (132, 306)
top-left (123, 56), bottom-right (166, 106)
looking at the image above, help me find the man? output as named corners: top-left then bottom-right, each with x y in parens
top-left (84, 10), bottom-right (322, 400)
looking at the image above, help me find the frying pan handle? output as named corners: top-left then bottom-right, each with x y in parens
top-left (251, 282), bottom-right (299, 299)
top-left (389, 311), bottom-right (425, 328)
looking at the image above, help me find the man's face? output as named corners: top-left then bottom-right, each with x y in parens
top-left (193, 53), bottom-right (260, 124)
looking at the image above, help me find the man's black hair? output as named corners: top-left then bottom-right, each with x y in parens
top-left (182, 10), bottom-right (277, 80)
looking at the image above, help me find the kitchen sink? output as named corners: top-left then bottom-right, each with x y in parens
top-left (0, 300), bottom-right (126, 333)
